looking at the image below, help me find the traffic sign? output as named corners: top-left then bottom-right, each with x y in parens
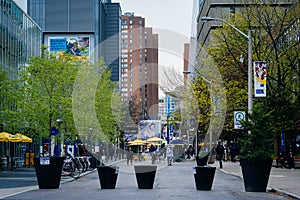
top-left (234, 111), bottom-right (245, 129)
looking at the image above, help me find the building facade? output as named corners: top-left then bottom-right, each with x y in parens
top-left (121, 12), bottom-right (159, 120)
top-left (27, 0), bottom-right (121, 81)
top-left (0, 0), bottom-right (42, 161)
top-left (197, 0), bottom-right (296, 46)
top-left (0, 0), bottom-right (42, 72)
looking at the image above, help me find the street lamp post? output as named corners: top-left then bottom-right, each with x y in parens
top-left (182, 71), bottom-right (197, 156)
top-left (56, 118), bottom-right (63, 157)
top-left (201, 16), bottom-right (252, 114)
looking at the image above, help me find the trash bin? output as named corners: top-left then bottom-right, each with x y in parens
top-left (97, 165), bottom-right (119, 189)
top-left (193, 166), bottom-right (216, 191)
top-left (34, 157), bottom-right (64, 189)
top-left (134, 165), bottom-right (157, 189)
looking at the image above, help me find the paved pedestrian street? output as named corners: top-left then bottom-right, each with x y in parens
top-left (1, 160), bottom-right (298, 200)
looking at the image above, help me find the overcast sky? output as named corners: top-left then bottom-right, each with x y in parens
top-left (114, 0), bottom-right (193, 38)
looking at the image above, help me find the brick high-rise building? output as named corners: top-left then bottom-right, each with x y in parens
top-left (121, 12), bottom-right (159, 121)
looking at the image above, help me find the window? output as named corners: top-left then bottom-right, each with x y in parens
top-left (122, 19), bottom-right (127, 25)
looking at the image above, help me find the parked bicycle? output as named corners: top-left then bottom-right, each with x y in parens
top-left (62, 155), bottom-right (82, 178)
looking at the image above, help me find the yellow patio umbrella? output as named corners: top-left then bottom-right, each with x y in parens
top-left (129, 139), bottom-right (146, 145)
top-left (0, 132), bottom-right (13, 142)
top-left (145, 137), bottom-right (166, 143)
top-left (8, 134), bottom-right (23, 143)
top-left (198, 142), bottom-right (205, 147)
top-left (15, 133), bottom-right (33, 143)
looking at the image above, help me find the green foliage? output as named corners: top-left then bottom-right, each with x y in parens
top-left (206, 2), bottom-right (299, 156)
top-left (18, 47), bottom-right (79, 139)
top-left (239, 105), bottom-right (274, 161)
top-left (191, 77), bottom-right (211, 133)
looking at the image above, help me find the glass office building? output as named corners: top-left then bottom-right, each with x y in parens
top-left (0, 0), bottom-right (42, 71)
top-left (27, 0), bottom-right (121, 82)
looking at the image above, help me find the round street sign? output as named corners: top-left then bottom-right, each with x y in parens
top-left (234, 111), bottom-right (245, 129)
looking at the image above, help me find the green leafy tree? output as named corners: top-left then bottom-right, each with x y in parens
top-left (18, 46), bottom-right (78, 146)
top-left (207, 1), bottom-right (299, 155)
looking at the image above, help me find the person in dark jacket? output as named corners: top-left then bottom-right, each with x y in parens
top-left (216, 141), bottom-right (225, 168)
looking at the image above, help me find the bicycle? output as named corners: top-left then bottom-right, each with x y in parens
top-left (62, 156), bottom-right (81, 178)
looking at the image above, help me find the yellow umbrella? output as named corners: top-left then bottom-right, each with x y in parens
top-left (146, 137), bottom-right (166, 143)
top-left (198, 142), bottom-right (205, 147)
top-left (129, 139), bottom-right (146, 145)
top-left (8, 134), bottom-right (22, 143)
top-left (15, 133), bottom-right (33, 143)
top-left (0, 132), bottom-right (13, 142)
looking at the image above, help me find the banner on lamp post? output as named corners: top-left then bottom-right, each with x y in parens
top-left (253, 61), bottom-right (267, 97)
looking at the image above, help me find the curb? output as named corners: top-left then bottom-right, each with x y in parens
top-left (218, 168), bottom-right (300, 200)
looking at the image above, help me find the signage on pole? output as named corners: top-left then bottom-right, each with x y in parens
top-left (253, 61), bottom-right (267, 97)
top-left (234, 111), bottom-right (245, 129)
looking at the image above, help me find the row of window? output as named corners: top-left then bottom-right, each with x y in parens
top-left (121, 19), bottom-right (143, 25)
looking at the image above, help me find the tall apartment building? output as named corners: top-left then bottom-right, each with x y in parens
top-left (121, 12), bottom-right (159, 120)
top-left (27, 0), bottom-right (121, 81)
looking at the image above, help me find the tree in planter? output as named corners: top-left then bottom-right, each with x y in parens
top-left (239, 104), bottom-right (274, 192)
top-left (239, 105), bottom-right (274, 161)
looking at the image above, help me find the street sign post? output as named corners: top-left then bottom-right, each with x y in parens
top-left (234, 111), bottom-right (245, 129)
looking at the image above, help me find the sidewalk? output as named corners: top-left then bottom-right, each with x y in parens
top-left (0, 159), bottom-right (299, 199)
top-left (210, 160), bottom-right (300, 199)
top-left (0, 159), bottom-right (124, 199)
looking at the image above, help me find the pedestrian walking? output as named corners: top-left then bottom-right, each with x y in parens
top-left (166, 146), bottom-right (174, 166)
top-left (126, 148), bottom-right (133, 165)
top-left (149, 144), bottom-right (157, 164)
top-left (216, 141), bottom-right (225, 169)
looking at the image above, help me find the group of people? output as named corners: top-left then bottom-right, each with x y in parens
top-left (214, 141), bottom-right (238, 169)
top-left (126, 144), bottom-right (174, 166)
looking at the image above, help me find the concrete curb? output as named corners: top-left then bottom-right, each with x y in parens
top-left (218, 168), bottom-right (300, 200)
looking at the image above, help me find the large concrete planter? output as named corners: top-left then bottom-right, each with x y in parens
top-left (97, 166), bottom-right (119, 189)
top-left (240, 159), bottom-right (272, 192)
top-left (193, 166), bottom-right (216, 191)
top-left (134, 165), bottom-right (157, 189)
top-left (34, 157), bottom-right (64, 189)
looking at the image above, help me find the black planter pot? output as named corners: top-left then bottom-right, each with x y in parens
top-left (97, 166), bottom-right (119, 189)
top-left (240, 159), bottom-right (272, 192)
top-left (193, 166), bottom-right (216, 191)
top-left (34, 157), bottom-right (64, 189)
top-left (134, 165), bottom-right (157, 189)
top-left (196, 154), bottom-right (209, 166)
